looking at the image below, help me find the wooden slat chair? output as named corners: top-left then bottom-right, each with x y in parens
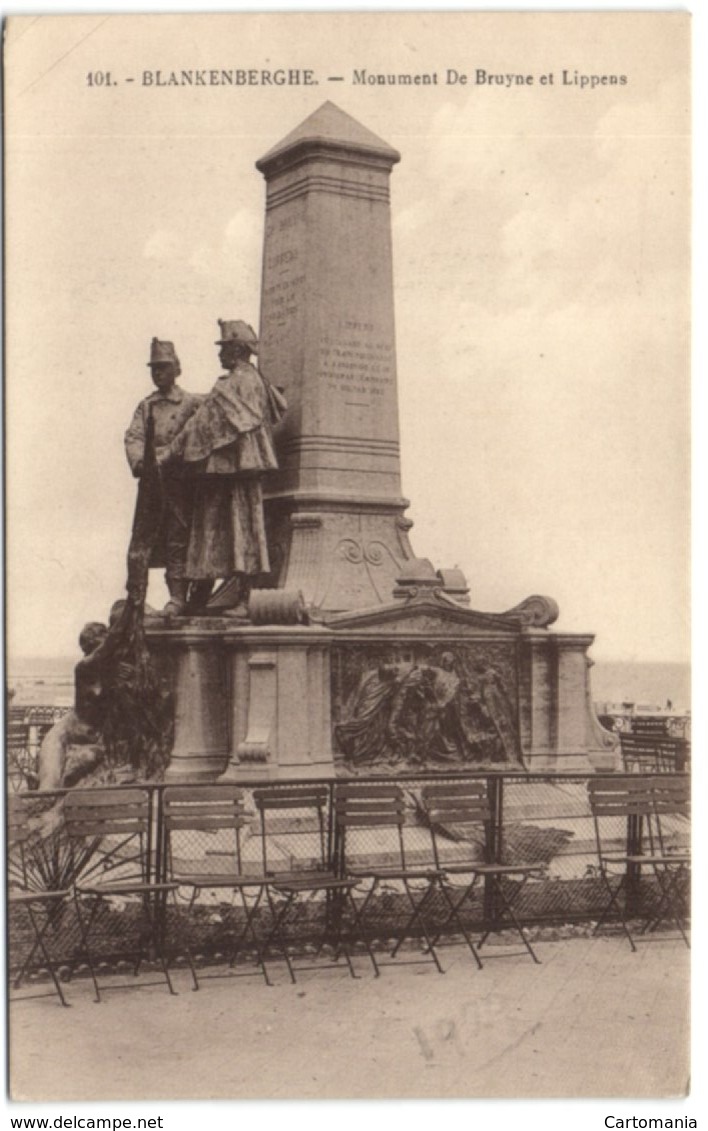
top-left (619, 733), bottom-right (689, 774)
top-left (7, 795), bottom-right (71, 1007)
top-left (587, 776), bottom-right (689, 951)
top-left (63, 788), bottom-right (178, 1001)
top-left (162, 785), bottom-right (271, 988)
top-left (645, 776), bottom-right (690, 943)
top-left (422, 782), bottom-right (547, 966)
top-left (252, 786), bottom-right (365, 983)
top-left (332, 783), bottom-right (448, 976)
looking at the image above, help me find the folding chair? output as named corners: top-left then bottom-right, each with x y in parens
top-left (7, 795), bottom-right (71, 1007)
top-left (619, 733), bottom-right (688, 774)
top-left (252, 786), bottom-right (364, 983)
top-left (162, 785), bottom-right (271, 988)
top-left (333, 783), bottom-right (448, 976)
top-left (587, 775), bottom-right (689, 951)
top-left (63, 788), bottom-right (178, 1001)
top-left (422, 782), bottom-right (547, 966)
top-left (646, 776), bottom-right (690, 943)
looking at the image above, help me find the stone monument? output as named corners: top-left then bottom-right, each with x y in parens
top-left (144, 102), bottom-right (615, 782)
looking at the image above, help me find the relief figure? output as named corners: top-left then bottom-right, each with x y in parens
top-left (335, 651), bottom-right (524, 769)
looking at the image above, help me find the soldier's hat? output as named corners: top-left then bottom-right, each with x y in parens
top-left (215, 320), bottom-right (259, 353)
top-left (147, 338), bottom-right (179, 367)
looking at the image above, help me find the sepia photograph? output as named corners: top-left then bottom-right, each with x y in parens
top-left (3, 6), bottom-right (693, 1115)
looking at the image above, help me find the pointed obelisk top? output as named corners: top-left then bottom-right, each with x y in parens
top-left (256, 101), bottom-right (400, 173)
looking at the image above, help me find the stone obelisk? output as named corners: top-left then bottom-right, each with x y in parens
top-left (256, 102), bottom-right (416, 615)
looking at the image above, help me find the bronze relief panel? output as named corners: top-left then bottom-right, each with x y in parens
top-left (332, 642), bottom-right (524, 773)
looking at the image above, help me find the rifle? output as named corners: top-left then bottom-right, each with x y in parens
top-left (126, 405), bottom-right (165, 606)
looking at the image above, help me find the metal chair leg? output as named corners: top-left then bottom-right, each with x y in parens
top-left (259, 889), bottom-right (297, 984)
top-left (483, 876), bottom-right (540, 964)
top-left (20, 902), bottom-right (71, 1007)
top-left (641, 864), bottom-right (690, 947)
top-left (434, 883), bottom-right (484, 969)
top-left (227, 887), bottom-right (272, 986)
top-left (389, 880), bottom-right (445, 972)
top-left (72, 891), bottom-right (103, 1003)
top-left (595, 871), bottom-right (637, 952)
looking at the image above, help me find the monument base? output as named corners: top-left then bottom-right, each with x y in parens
top-left (147, 594), bottom-right (616, 782)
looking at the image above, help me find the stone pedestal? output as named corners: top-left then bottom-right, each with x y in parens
top-left (518, 632), bottom-right (618, 771)
top-left (220, 627), bottom-right (333, 781)
top-left (151, 622), bottom-right (336, 783)
top-left (150, 597), bottom-right (615, 783)
top-left (164, 638), bottom-right (230, 782)
top-left (519, 633), bottom-right (554, 760)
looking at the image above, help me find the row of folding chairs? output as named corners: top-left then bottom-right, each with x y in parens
top-left (11, 776), bottom-right (689, 1005)
top-left (587, 776), bottom-right (690, 951)
top-left (8, 781), bottom-right (549, 1004)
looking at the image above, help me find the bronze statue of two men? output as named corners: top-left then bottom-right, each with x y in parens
top-left (124, 320), bottom-right (286, 617)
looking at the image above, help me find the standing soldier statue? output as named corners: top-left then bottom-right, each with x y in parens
top-left (124, 338), bottom-right (202, 616)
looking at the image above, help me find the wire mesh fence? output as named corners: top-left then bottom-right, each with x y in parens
top-left (7, 771), bottom-right (690, 984)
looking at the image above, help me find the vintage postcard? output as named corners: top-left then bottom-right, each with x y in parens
top-left (4, 10), bottom-right (691, 1112)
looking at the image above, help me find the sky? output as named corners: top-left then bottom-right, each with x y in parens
top-left (4, 10), bottom-right (690, 663)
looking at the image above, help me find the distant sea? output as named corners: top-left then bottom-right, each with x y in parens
top-left (7, 656), bottom-right (76, 707)
top-left (589, 660), bottom-right (690, 713)
top-left (5, 655), bottom-right (691, 713)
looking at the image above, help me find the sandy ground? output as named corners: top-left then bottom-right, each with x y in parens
top-left (9, 935), bottom-right (689, 1102)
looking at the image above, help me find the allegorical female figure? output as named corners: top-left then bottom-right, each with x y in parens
top-left (334, 664), bottom-right (404, 764)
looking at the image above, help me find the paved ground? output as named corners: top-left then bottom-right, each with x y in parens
top-left (9, 934), bottom-right (690, 1102)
